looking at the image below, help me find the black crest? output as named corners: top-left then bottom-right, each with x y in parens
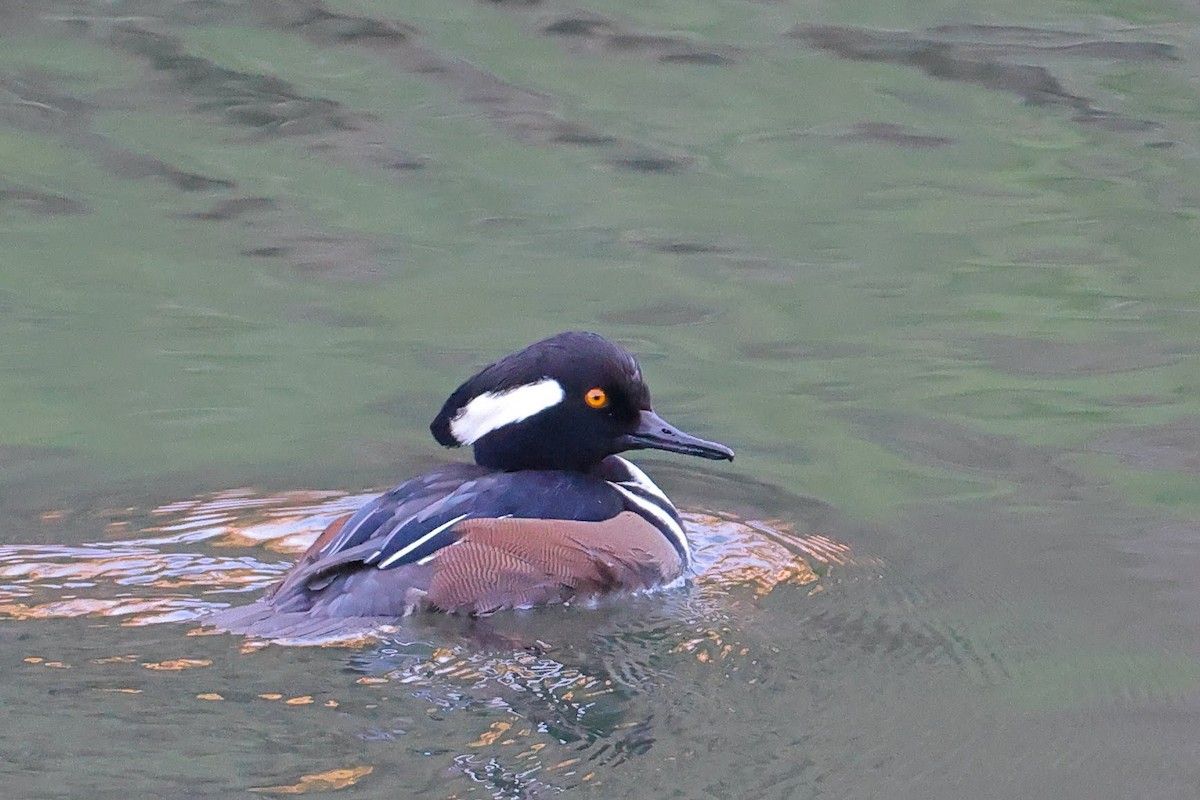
top-left (430, 332), bottom-right (648, 470)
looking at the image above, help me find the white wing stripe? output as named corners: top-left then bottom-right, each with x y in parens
top-left (377, 513), bottom-right (469, 568)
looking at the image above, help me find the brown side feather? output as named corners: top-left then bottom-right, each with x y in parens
top-left (303, 513), bottom-right (354, 559)
top-left (427, 512), bottom-right (685, 614)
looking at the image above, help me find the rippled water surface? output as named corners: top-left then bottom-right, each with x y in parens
top-left (4, 1), bottom-right (1200, 797)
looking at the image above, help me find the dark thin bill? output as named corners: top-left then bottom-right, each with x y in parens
top-left (620, 409), bottom-right (734, 461)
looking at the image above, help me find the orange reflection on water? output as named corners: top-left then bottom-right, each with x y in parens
top-left (249, 765), bottom-right (374, 795)
top-left (686, 512), bottom-right (852, 598)
top-left (468, 720), bottom-right (513, 748)
top-left (141, 658), bottom-right (212, 671)
top-left (0, 597), bottom-right (195, 621)
top-left (1, 486), bottom-right (854, 632)
top-left (144, 488), bottom-right (371, 553)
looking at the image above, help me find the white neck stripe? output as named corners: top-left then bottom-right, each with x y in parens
top-left (612, 457), bottom-right (672, 505)
top-left (449, 378), bottom-right (565, 445)
top-left (608, 482), bottom-right (691, 565)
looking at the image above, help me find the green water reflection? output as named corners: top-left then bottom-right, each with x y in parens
top-left (3, 1), bottom-right (1200, 797)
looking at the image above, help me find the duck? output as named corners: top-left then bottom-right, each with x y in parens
top-left (209, 331), bottom-right (733, 637)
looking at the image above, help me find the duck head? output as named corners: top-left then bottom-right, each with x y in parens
top-left (430, 332), bottom-right (734, 472)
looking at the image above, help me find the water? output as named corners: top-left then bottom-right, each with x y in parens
top-left (3, 1), bottom-right (1200, 797)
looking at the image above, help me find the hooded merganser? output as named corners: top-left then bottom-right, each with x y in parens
top-left (210, 331), bottom-right (733, 634)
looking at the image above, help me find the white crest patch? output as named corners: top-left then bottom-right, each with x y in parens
top-left (449, 378), bottom-right (565, 445)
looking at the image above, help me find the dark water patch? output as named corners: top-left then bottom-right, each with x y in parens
top-left (277, 2), bottom-right (419, 45)
top-left (607, 153), bottom-right (690, 173)
top-left (550, 126), bottom-right (619, 146)
top-left (539, 12), bottom-right (739, 65)
top-left (1089, 418), bottom-right (1200, 474)
top-left (301, 137), bottom-right (427, 173)
top-left (792, 24), bottom-right (1086, 107)
top-left (971, 335), bottom-right (1180, 377)
top-left (660, 51), bottom-right (735, 66)
top-left (750, 121), bottom-right (954, 149)
top-left (1072, 107), bottom-right (1161, 132)
top-left (0, 183), bottom-right (89, 216)
top-left (239, 229), bottom-right (390, 280)
top-left (242, 246), bottom-right (285, 257)
top-left (148, 167), bottom-right (233, 191)
top-left (622, 230), bottom-right (731, 255)
top-left (110, 25), bottom-right (358, 137)
top-left (176, 196), bottom-right (273, 221)
top-left (0, 74), bottom-right (92, 131)
top-left (653, 240), bottom-right (728, 254)
top-left (791, 24), bottom-right (1162, 134)
top-left (78, 19), bottom-right (420, 178)
top-left (926, 25), bottom-right (1178, 62)
top-left (599, 302), bottom-right (717, 326)
top-left (623, 243), bottom-right (835, 289)
top-left (836, 121), bottom-right (954, 148)
top-left (0, 74), bottom-right (235, 192)
top-left (543, 16), bottom-right (615, 37)
top-left (77, 1), bottom-right (659, 165)
top-left (254, 0), bottom-right (637, 155)
top-left (253, 0), bottom-right (418, 51)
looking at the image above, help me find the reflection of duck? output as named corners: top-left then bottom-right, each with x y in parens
top-left (211, 332), bottom-right (734, 636)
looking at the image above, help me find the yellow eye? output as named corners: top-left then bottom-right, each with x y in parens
top-left (584, 387), bottom-right (608, 409)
